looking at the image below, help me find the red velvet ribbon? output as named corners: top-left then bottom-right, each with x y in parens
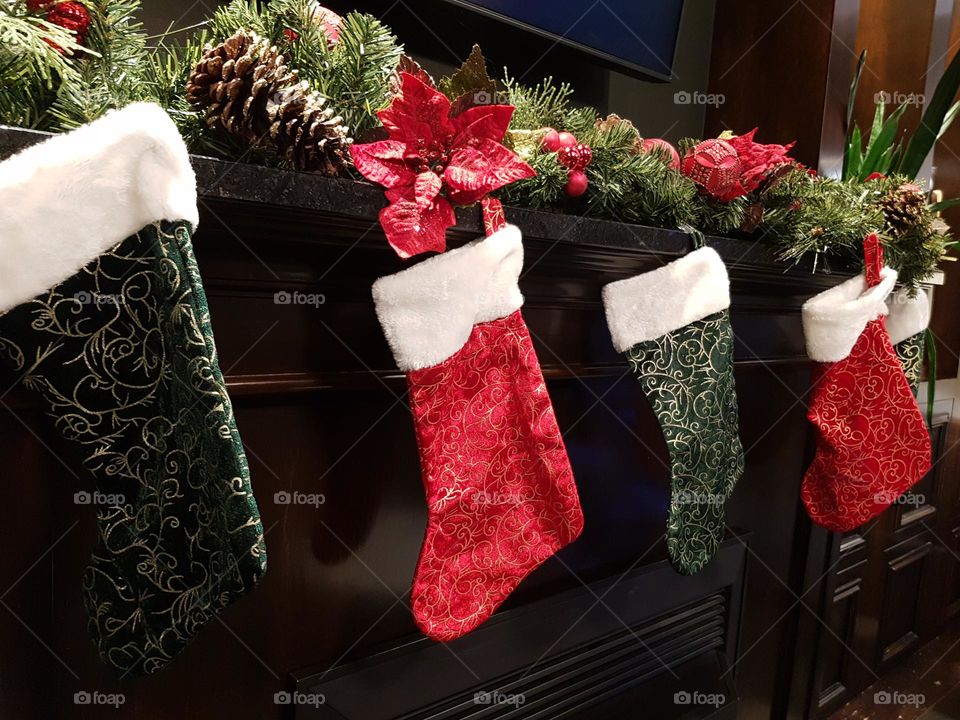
top-left (481, 196), bottom-right (506, 236)
top-left (864, 232), bottom-right (883, 288)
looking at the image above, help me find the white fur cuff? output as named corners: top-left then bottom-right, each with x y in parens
top-left (0, 103), bottom-right (197, 314)
top-left (601, 247), bottom-right (731, 352)
top-left (886, 287), bottom-right (930, 345)
top-left (801, 268), bottom-right (897, 363)
top-left (372, 225), bottom-right (525, 371)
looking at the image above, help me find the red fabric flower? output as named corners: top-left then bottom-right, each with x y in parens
top-left (350, 72), bottom-right (535, 258)
top-left (719, 128), bottom-right (795, 200)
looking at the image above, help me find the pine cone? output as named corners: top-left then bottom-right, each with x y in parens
top-left (270, 82), bottom-right (351, 174)
top-left (881, 183), bottom-right (926, 237)
top-left (185, 30), bottom-right (351, 175)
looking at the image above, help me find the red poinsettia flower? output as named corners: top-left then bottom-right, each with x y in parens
top-left (718, 128), bottom-right (796, 201)
top-left (350, 72), bottom-right (535, 258)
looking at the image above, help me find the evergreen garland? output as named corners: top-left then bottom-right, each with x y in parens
top-left (0, 0), bottom-right (146, 130)
top-left (0, 2), bottom-right (952, 287)
top-left (499, 72), bottom-right (950, 288)
top-left (158, 0), bottom-right (401, 157)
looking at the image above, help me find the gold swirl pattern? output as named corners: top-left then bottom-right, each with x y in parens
top-left (624, 309), bottom-right (744, 575)
top-left (801, 317), bottom-right (931, 531)
top-left (895, 332), bottom-right (925, 396)
top-left (407, 310), bottom-right (584, 641)
top-left (0, 221), bottom-right (266, 676)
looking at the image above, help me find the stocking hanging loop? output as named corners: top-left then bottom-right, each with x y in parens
top-left (864, 232), bottom-right (883, 288)
top-left (681, 224), bottom-right (706, 251)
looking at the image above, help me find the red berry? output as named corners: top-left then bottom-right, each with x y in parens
top-left (557, 143), bottom-right (593, 171)
top-left (47, 1), bottom-right (91, 45)
top-left (565, 170), bottom-right (589, 197)
top-left (541, 128), bottom-right (561, 152)
top-left (27, 0), bottom-right (54, 11)
top-left (557, 131), bottom-right (577, 149)
top-left (283, 27), bottom-right (300, 42)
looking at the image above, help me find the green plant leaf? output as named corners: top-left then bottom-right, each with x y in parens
top-left (860, 102), bottom-right (907, 179)
top-left (845, 124), bottom-right (862, 180)
top-left (938, 100), bottom-right (960, 140)
top-left (846, 49), bottom-right (867, 134)
top-left (900, 48), bottom-right (960, 178)
top-left (929, 197), bottom-right (960, 213)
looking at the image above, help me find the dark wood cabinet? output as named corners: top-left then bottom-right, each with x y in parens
top-left (803, 416), bottom-right (952, 717)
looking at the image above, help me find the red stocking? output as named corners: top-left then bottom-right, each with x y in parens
top-left (800, 235), bottom-right (931, 531)
top-left (373, 225), bottom-right (584, 641)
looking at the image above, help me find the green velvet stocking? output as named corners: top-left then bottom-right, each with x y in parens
top-left (624, 309), bottom-right (744, 575)
top-left (0, 220), bottom-right (267, 676)
top-left (894, 332), bottom-right (924, 396)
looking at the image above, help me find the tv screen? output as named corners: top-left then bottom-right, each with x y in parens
top-left (441, 0), bottom-right (685, 81)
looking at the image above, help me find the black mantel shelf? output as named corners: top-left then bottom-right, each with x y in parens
top-left (0, 124), bottom-right (843, 281)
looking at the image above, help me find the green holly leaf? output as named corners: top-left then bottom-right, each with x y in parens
top-left (439, 45), bottom-right (501, 116)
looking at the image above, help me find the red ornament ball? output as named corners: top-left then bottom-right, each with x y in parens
top-left (565, 170), bottom-right (589, 197)
top-left (557, 131), bottom-right (578, 149)
top-left (47, 1), bottom-right (91, 43)
top-left (640, 138), bottom-right (680, 170)
top-left (681, 138), bottom-right (741, 197)
top-left (541, 127), bottom-right (561, 152)
top-left (310, 2), bottom-right (343, 45)
top-left (557, 143), bottom-right (593, 171)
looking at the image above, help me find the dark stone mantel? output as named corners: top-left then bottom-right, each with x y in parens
top-left (0, 124), bottom-right (840, 285)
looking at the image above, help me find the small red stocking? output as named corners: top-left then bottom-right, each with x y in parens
top-left (800, 235), bottom-right (931, 531)
top-left (373, 225), bottom-right (584, 641)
